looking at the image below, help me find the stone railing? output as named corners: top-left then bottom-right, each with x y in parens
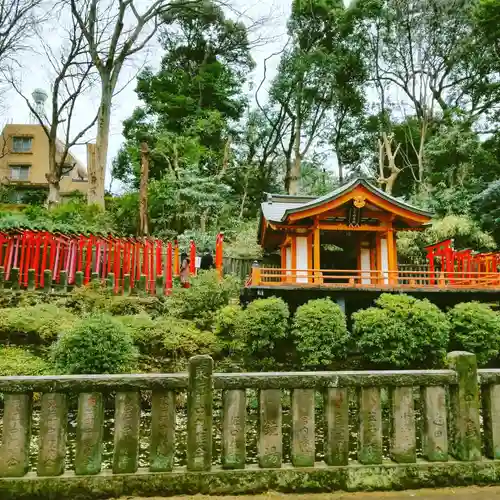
top-left (1, 352), bottom-right (500, 499)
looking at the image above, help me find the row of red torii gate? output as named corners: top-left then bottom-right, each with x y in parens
top-left (0, 230), bottom-right (224, 294)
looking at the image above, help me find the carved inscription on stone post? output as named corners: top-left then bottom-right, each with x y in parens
top-left (37, 393), bottom-right (68, 476)
top-left (358, 387), bottom-right (382, 465)
top-left (447, 352), bottom-right (481, 461)
top-left (483, 384), bottom-right (500, 460)
top-left (150, 390), bottom-right (175, 472)
top-left (75, 392), bottom-right (104, 475)
top-left (259, 389), bottom-right (282, 469)
top-left (324, 388), bottom-right (349, 466)
top-left (113, 391), bottom-right (141, 474)
top-left (222, 389), bottom-right (246, 469)
top-left (390, 386), bottom-right (416, 463)
top-left (187, 355), bottom-right (213, 471)
top-left (421, 386), bottom-right (448, 462)
top-left (0, 393), bottom-right (32, 477)
top-left (291, 389), bottom-right (315, 467)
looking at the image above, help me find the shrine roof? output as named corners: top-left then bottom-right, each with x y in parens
top-left (261, 177), bottom-right (433, 223)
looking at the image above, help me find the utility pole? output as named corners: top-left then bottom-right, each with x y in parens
top-left (139, 142), bottom-right (149, 236)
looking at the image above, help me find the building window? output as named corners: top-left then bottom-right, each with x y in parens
top-left (10, 165), bottom-right (30, 181)
top-left (12, 137), bottom-right (32, 153)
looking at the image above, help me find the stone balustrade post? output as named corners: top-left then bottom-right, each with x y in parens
top-left (187, 355), bottom-right (213, 471)
top-left (447, 351), bottom-right (481, 461)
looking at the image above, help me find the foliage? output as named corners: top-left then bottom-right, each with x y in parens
top-left (447, 302), bottom-right (500, 366)
top-left (352, 294), bottom-right (450, 368)
top-left (58, 285), bottom-right (164, 316)
top-left (51, 313), bottom-right (138, 375)
top-left (214, 304), bottom-right (243, 353)
top-left (471, 180), bottom-right (500, 245)
top-left (224, 220), bottom-right (263, 259)
top-left (234, 297), bottom-right (290, 370)
top-left (0, 346), bottom-right (49, 376)
top-left (116, 314), bottom-right (219, 371)
top-left (0, 303), bottom-right (76, 345)
top-left (292, 298), bottom-right (349, 369)
top-left (397, 215), bottom-right (496, 263)
top-left (0, 201), bottom-right (114, 234)
top-left (167, 270), bottom-right (240, 328)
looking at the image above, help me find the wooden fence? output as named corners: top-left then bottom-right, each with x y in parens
top-left (0, 351), bottom-right (499, 499)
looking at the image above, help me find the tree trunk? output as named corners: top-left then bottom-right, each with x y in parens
top-left (88, 81), bottom-right (112, 208)
top-left (139, 142), bottom-right (149, 236)
top-left (289, 106), bottom-right (302, 195)
top-left (378, 133), bottom-right (401, 195)
top-left (45, 141), bottom-right (60, 207)
top-left (289, 152), bottom-right (301, 195)
top-left (288, 79), bottom-right (303, 195)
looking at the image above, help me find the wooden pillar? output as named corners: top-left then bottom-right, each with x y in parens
top-left (307, 234), bottom-right (313, 283)
top-left (280, 245), bottom-right (286, 284)
top-left (387, 227), bottom-right (397, 285)
top-left (375, 234), bottom-right (382, 284)
top-left (314, 222), bottom-right (321, 284)
top-left (291, 235), bottom-right (297, 283)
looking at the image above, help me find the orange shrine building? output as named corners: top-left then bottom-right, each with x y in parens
top-left (245, 178), bottom-right (500, 310)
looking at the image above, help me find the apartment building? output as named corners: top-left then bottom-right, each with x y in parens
top-left (0, 123), bottom-right (88, 203)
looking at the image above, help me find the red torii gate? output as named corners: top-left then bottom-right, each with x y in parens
top-left (425, 238), bottom-right (500, 285)
top-left (0, 229), bottom-right (225, 294)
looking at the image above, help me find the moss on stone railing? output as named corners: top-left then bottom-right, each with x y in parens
top-left (0, 352), bottom-right (499, 499)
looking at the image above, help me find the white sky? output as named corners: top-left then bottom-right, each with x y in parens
top-left (3, 0), bottom-right (291, 191)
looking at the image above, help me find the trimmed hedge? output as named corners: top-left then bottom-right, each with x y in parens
top-left (353, 294), bottom-right (450, 368)
top-left (292, 298), bottom-right (349, 369)
top-left (447, 302), bottom-right (500, 366)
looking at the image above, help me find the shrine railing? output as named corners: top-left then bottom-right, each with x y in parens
top-left (0, 352), bottom-right (499, 499)
top-left (249, 265), bottom-right (500, 288)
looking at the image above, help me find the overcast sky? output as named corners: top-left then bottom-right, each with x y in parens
top-left (3, 0), bottom-right (291, 191)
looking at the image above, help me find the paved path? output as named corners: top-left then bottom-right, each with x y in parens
top-left (116, 486), bottom-right (500, 499)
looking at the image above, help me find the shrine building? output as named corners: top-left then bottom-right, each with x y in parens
top-left (244, 178), bottom-right (500, 311)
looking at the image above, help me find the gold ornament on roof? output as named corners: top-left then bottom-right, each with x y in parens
top-left (353, 196), bottom-right (366, 208)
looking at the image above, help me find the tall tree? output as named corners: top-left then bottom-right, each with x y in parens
top-left (0, 0), bottom-right (44, 108)
top-left (268, 0), bottom-right (367, 194)
top-left (68, 0), bottom-right (202, 207)
top-left (9, 13), bottom-right (97, 205)
top-left (114, 0), bottom-right (253, 185)
top-left (361, 0), bottom-right (500, 195)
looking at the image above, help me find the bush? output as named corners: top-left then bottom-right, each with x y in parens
top-left (51, 313), bottom-right (138, 374)
top-left (59, 285), bottom-right (165, 316)
top-left (167, 270), bottom-right (240, 329)
top-left (292, 298), bottom-right (349, 369)
top-left (0, 303), bottom-right (76, 345)
top-left (215, 304), bottom-right (243, 343)
top-left (0, 347), bottom-right (49, 376)
top-left (235, 297), bottom-right (290, 370)
top-left (352, 294), bottom-right (450, 368)
top-left (447, 302), bottom-right (500, 366)
top-left (116, 314), bottom-right (219, 372)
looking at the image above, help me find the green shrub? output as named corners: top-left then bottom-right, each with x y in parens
top-left (0, 303), bottom-right (76, 345)
top-left (0, 347), bottom-right (49, 376)
top-left (116, 314), bottom-right (219, 372)
top-left (235, 297), bottom-right (290, 370)
top-left (447, 302), bottom-right (500, 366)
top-left (59, 285), bottom-right (165, 316)
top-left (292, 298), bottom-right (349, 369)
top-left (51, 313), bottom-right (138, 374)
top-left (352, 294), bottom-right (450, 368)
top-left (215, 304), bottom-right (243, 343)
top-left (167, 270), bottom-right (240, 328)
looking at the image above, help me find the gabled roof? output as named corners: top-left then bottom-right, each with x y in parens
top-left (261, 177), bottom-right (433, 224)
